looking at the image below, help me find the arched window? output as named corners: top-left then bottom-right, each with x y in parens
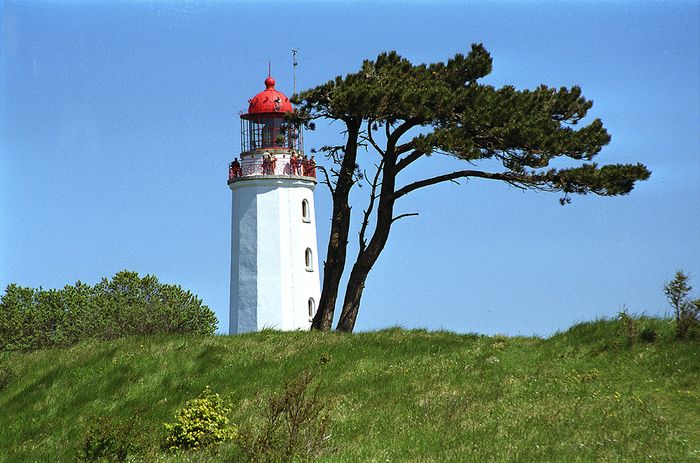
top-left (308, 298), bottom-right (315, 320)
top-left (302, 199), bottom-right (310, 222)
top-left (305, 248), bottom-right (313, 271)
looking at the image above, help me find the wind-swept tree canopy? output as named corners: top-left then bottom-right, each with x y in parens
top-left (293, 44), bottom-right (650, 332)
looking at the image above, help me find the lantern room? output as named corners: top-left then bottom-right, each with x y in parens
top-left (240, 76), bottom-right (303, 153)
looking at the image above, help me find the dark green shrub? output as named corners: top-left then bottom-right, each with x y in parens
top-left (0, 362), bottom-right (12, 391)
top-left (618, 310), bottom-right (638, 347)
top-left (640, 327), bottom-right (657, 343)
top-left (664, 271), bottom-right (700, 339)
top-left (678, 299), bottom-right (700, 339)
top-left (0, 271), bottom-right (217, 351)
top-left (76, 417), bottom-right (136, 462)
top-left (163, 387), bottom-right (237, 451)
top-left (239, 370), bottom-right (333, 462)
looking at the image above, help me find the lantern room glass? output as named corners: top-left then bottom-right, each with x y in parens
top-left (241, 115), bottom-right (303, 153)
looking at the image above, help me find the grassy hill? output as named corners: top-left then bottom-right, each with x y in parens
top-left (1, 317), bottom-right (698, 462)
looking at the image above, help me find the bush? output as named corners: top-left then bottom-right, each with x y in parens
top-left (77, 417), bottom-right (137, 462)
top-left (639, 327), bottom-right (657, 343)
top-left (239, 370), bottom-right (332, 463)
top-left (618, 310), bottom-right (638, 347)
top-left (0, 271), bottom-right (217, 351)
top-left (164, 387), bottom-right (237, 451)
top-left (0, 362), bottom-right (12, 391)
top-left (663, 271), bottom-right (700, 339)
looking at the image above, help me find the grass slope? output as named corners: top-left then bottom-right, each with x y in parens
top-left (0, 318), bottom-right (698, 462)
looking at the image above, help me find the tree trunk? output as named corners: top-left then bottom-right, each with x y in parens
top-left (335, 229), bottom-right (389, 332)
top-left (311, 119), bottom-right (361, 331)
top-left (312, 200), bottom-right (350, 330)
top-left (335, 157), bottom-right (397, 332)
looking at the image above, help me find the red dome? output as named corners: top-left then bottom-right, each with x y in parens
top-left (246, 76), bottom-right (293, 115)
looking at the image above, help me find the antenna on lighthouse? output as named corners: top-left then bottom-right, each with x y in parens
top-left (292, 48), bottom-right (299, 97)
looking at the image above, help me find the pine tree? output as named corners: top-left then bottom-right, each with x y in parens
top-left (294, 45), bottom-right (651, 332)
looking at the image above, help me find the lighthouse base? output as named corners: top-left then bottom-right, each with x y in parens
top-left (229, 176), bottom-right (321, 334)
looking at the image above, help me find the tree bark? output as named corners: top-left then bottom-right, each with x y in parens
top-left (335, 154), bottom-right (398, 332)
top-left (334, 219), bottom-right (392, 332)
top-left (311, 118), bottom-right (361, 331)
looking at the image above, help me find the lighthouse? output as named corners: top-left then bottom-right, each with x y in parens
top-left (228, 76), bottom-right (321, 334)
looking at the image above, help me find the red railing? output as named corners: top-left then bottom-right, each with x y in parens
top-left (228, 155), bottom-right (316, 182)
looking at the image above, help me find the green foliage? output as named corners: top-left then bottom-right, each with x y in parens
top-left (618, 309), bottom-right (638, 347)
top-left (664, 270), bottom-right (700, 338)
top-left (0, 271), bottom-right (217, 351)
top-left (0, 361), bottom-right (12, 392)
top-left (664, 271), bottom-right (692, 317)
top-left (555, 316), bottom-right (674, 353)
top-left (640, 327), bottom-right (658, 343)
top-left (76, 416), bottom-right (137, 462)
top-left (238, 370), bottom-right (332, 463)
top-left (0, 324), bottom-right (697, 462)
top-left (318, 352), bottom-right (332, 365)
top-left (164, 387), bottom-right (237, 451)
top-left (296, 44), bottom-right (651, 333)
top-left (296, 44), bottom-right (651, 201)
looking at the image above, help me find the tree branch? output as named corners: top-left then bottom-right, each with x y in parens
top-left (387, 117), bottom-right (422, 153)
top-left (358, 160), bottom-right (384, 253)
top-left (391, 212), bottom-right (419, 223)
top-left (394, 169), bottom-right (524, 199)
top-left (315, 166), bottom-right (335, 195)
top-left (396, 150), bottom-right (426, 173)
top-left (395, 140), bottom-right (415, 156)
top-left (362, 119), bottom-right (385, 156)
top-left (393, 117), bottom-right (422, 142)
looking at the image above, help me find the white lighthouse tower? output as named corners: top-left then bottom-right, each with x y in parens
top-left (228, 76), bottom-right (321, 334)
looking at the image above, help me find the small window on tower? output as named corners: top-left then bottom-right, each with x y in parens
top-left (302, 199), bottom-right (310, 222)
top-left (305, 248), bottom-right (313, 271)
top-left (308, 298), bottom-right (315, 321)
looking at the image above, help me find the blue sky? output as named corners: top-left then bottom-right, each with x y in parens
top-left (1, 1), bottom-right (698, 336)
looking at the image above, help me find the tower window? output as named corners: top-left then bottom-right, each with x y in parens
top-left (308, 298), bottom-right (315, 320)
top-left (305, 248), bottom-right (313, 271)
top-left (302, 199), bottom-right (310, 222)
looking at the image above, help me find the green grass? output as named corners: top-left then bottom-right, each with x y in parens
top-left (1, 317), bottom-right (698, 462)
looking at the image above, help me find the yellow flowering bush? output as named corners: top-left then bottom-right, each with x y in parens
top-left (163, 387), bottom-right (237, 451)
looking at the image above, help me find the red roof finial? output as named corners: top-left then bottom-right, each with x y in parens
top-left (245, 73), bottom-right (292, 116)
top-left (265, 62), bottom-right (275, 88)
